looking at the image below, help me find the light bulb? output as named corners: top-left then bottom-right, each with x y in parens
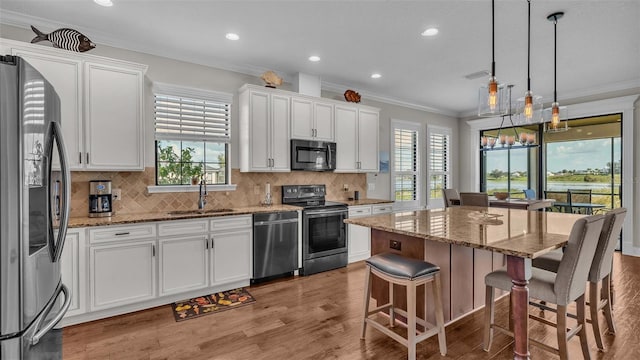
top-left (523, 91), bottom-right (533, 120)
top-left (550, 102), bottom-right (560, 129)
top-left (488, 77), bottom-right (498, 111)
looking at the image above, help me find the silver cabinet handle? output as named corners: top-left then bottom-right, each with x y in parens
top-left (205, 238), bottom-right (209, 250)
top-left (115, 232), bottom-right (130, 236)
top-left (86, 152), bottom-right (89, 164)
top-left (79, 152), bottom-right (82, 164)
top-left (211, 238), bottom-right (214, 250)
top-left (152, 244), bottom-right (156, 257)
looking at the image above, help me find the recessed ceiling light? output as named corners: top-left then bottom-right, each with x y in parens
top-left (371, 73), bottom-right (382, 79)
top-left (422, 27), bottom-right (439, 36)
top-left (94, 0), bottom-right (113, 7)
top-left (225, 33), bottom-right (240, 41)
top-left (308, 55), bottom-right (321, 62)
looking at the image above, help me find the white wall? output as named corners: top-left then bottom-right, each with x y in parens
top-left (462, 95), bottom-right (640, 256)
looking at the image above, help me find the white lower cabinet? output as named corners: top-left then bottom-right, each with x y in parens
top-left (60, 229), bottom-right (86, 317)
top-left (211, 227), bottom-right (252, 285)
top-left (63, 215), bottom-right (252, 325)
top-left (89, 239), bottom-right (156, 311)
top-left (158, 234), bottom-right (209, 296)
top-left (210, 216), bottom-right (252, 286)
top-left (348, 203), bottom-right (393, 263)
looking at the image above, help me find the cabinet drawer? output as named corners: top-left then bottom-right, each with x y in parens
top-left (372, 204), bottom-right (393, 214)
top-left (349, 206), bottom-right (372, 218)
top-left (89, 224), bottom-right (156, 244)
top-left (158, 219), bottom-right (208, 237)
top-left (210, 215), bottom-right (252, 231)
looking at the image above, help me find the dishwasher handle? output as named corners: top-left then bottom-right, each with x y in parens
top-left (254, 218), bottom-right (299, 226)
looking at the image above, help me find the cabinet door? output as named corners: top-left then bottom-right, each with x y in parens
top-left (334, 105), bottom-right (358, 171)
top-left (270, 94), bottom-right (290, 171)
top-left (290, 97), bottom-right (314, 139)
top-left (357, 109), bottom-right (379, 172)
top-left (211, 228), bottom-right (252, 286)
top-left (248, 91), bottom-right (271, 171)
top-left (60, 230), bottom-right (86, 316)
top-left (314, 101), bottom-right (334, 141)
top-left (348, 224), bottom-right (371, 263)
top-left (11, 49), bottom-right (84, 169)
top-left (159, 235), bottom-right (209, 296)
top-left (90, 240), bottom-right (156, 310)
top-left (84, 62), bottom-right (144, 170)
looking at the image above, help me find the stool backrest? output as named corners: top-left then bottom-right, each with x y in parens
top-left (589, 208), bottom-right (626, 282)
top-left (555, 214), bottom-right (605, 305)
top-left (459, 192), bottom-right (489, 207)
top-left (442, 188), bottom-right (460, 208)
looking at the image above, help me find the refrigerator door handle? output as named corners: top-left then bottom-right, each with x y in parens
top-left (46, 121), bottom-right (71, 262)
top-left (28, 282), bottom-right (71, 345)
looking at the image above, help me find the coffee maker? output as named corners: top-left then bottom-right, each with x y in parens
top-left (89, 180), bottom-right (113, 217)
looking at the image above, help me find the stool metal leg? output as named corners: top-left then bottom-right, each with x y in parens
top-left (361, 266), bottom-right (371, 339)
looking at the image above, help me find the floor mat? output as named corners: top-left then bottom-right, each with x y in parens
top-left (170, 288), bottom-right (255, 322)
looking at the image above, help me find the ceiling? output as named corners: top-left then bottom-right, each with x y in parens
top-left (1, 1), bottom-right (639, 117)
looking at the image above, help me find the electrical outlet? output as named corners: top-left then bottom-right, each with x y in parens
top-left (368, 183), bottom-right (375, 191)
top-left (254, 185), bottom-right (261, 195)
top-left (112, 188), bottom-right (122, 201)
top-left (389, 240), bottom-right (401, 251)
top-left (343, 184), bottom-right (349, 192)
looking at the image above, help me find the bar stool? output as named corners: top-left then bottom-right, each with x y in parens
top-left (361, 252), bottom-right (447, 360)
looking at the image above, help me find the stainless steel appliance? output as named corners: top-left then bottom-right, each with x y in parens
top-left (290, 139), bottom-right (336, 171)
top-left (252, 211), bottom-right (298, 283)
top-left (282, 185), bottom-right (347, 276)
top-left (89, 180), bottom-right (112, 217)
top-left (1, 55), bottom-right (72, 359)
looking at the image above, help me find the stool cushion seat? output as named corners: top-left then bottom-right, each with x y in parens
top-left (366, 253), bottom-right (439, 280)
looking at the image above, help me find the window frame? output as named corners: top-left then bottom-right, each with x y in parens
top-left (391, 119), bottom-right (421, 210)
top-left (427, 125), bottom-right (452, 208)
top-left (147, 82), bottom-right (236, 193)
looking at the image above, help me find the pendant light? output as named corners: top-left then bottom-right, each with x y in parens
top-left (478, 0), bottom-right (508, 117)
top-left (545, 11), bottom-right (569, 132)
top-left (517, 0), bottom-right (543, 124)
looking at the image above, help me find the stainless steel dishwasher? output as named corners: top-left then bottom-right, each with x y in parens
top-left (252, 211), bottom-right (299, 282)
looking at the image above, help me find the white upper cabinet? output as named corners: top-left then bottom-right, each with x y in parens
top-left (335, 105), bottom-right (379, 172)
top-left (291, 96), bottom-right (334, 141)
top-left (4, 39), bottom-right (147, 171)
top-left (239, 85), bottom-right (290, 172)
top-left (9, 48), bottom-right (84, 169)
top-left (83, 61), bottom-right (144, 170)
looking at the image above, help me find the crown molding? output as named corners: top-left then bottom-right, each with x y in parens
top-left (321, 81), bottom-right (458, 117)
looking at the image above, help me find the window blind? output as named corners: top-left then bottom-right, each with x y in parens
top-left (154, 94), bottom-right (230, 142)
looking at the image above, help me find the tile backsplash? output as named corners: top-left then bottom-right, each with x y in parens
top-left (70, 168), bottom-right (366, 217)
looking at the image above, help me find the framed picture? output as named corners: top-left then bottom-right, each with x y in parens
top-left (379, 151), bottom-right (389, 173)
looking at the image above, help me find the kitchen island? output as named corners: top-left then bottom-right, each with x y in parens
top-left (345, 206), bottom-right (583, 359)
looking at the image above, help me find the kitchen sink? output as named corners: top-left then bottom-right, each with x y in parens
top-left (167, 208), bottom-right (234, 216)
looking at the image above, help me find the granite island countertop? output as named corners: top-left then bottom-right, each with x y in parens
top-left (69, 204), bottom-right (302, 228)
top-left (344, 206), bottom-right (584, 258)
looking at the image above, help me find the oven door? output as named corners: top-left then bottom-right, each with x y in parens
top-left (303, 208), bottom-right (347, 259)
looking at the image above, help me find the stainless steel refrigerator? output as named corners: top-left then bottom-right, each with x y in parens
top-left (1, 55), bottom-right (71, 359)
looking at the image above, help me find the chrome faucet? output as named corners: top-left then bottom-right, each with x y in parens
top-left (198, 177), bottom-right (207, 209)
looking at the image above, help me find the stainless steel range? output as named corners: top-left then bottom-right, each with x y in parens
top-left (282, 184), bottom-right (348, 276)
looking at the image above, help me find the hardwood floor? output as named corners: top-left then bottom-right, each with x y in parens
top-left (63, 253), bottom-right (640, 359)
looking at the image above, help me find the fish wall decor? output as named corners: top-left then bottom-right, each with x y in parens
top-left (30, 25), bottom-right (96, 52)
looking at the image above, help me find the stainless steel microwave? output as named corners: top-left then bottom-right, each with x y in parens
top-left (290, 139), bottom-right (336, 171)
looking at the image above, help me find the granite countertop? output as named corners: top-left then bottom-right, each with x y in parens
top-left (344, 206), bottom-right (584, 258)
top-left (68, 204), bottom-right (302, 228)
top-left (334, 198), bottom-right (394, 207)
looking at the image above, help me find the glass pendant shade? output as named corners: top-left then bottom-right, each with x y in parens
top-left (478, 78), bottom-right (508, 117)
top-left (544, 102), bottom-right (568, 132)
top-left (516, 91), bottom-right (543, 124)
